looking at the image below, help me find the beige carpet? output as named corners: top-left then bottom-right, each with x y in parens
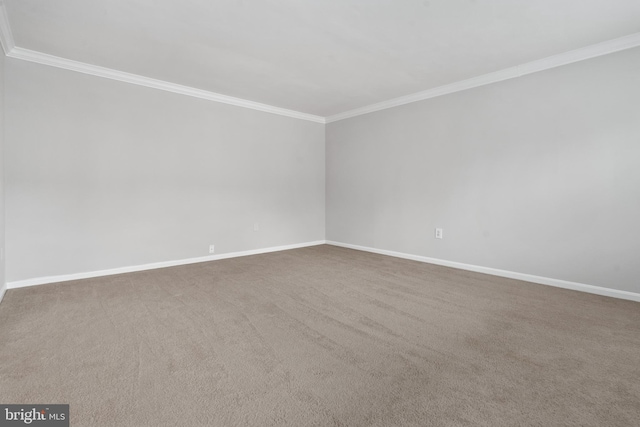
top-left (1, 245), bottom-right (639, 426)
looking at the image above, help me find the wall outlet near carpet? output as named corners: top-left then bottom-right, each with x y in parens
top-left (435, 228), bottom-right (443, 239)
top-left (209, 245), bottom-right (215, 254)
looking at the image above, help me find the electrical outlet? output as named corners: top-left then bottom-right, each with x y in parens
top-left (254, 222), bottom-right (259, 231)
top-left (209, 245), bottom-right (215, 254)
top-left (435, 228), bottom-right (443, 239)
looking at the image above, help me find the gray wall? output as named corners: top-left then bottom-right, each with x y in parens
top-left (5, 58), bottom-right (325, 282)
top-left (327, 47), bottom-right (640, 294)
top-left (5, 46), bottom-right (640, 294)
top-left (0, 50), bottom-right (5, 296)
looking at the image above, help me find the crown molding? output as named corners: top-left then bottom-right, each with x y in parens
top-left (6, 47), bottom-right (326, 123)
top-left (326, 32), bottom-right (640, 123)
top-left (1, 3), bottom-right (323, 123)
top-left (2, 3), bottom-right (639, 125)
top-left (0, 1), bottom-right (15, 55)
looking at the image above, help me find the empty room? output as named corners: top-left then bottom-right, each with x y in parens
top-left (1, 1), bottom-right (639, 426)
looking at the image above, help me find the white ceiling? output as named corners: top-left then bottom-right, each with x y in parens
top-left (4, 0), bottom-right (640, 117)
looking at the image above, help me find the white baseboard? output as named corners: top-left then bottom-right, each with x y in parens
top-left (0, 284), bottom-right (6, 305)
top-left (326, 241), bottom-right (640, 303)
top-left (7, 240), bottom-right (327, 290)
top-left (6, 240), bottom-right (638, 304)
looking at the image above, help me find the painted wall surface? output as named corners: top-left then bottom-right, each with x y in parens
top-left (0, 50), bottom-right (5, 298)
top-left (327, 47), bottom-right (640, 293)
top-left (5, 58), bottom-right (325, 282)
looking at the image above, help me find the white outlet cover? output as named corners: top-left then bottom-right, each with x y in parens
top-left (209, 245), bottom-right (215, 253)
top-left (435, 228), bottom-right (443, 239)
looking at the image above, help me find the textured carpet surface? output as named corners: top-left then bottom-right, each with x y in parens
top-left (1, 245), bottom-right (639, 426)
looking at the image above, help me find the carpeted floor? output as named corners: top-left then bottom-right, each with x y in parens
top-left (1, 245), bottom-right (639, 426)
